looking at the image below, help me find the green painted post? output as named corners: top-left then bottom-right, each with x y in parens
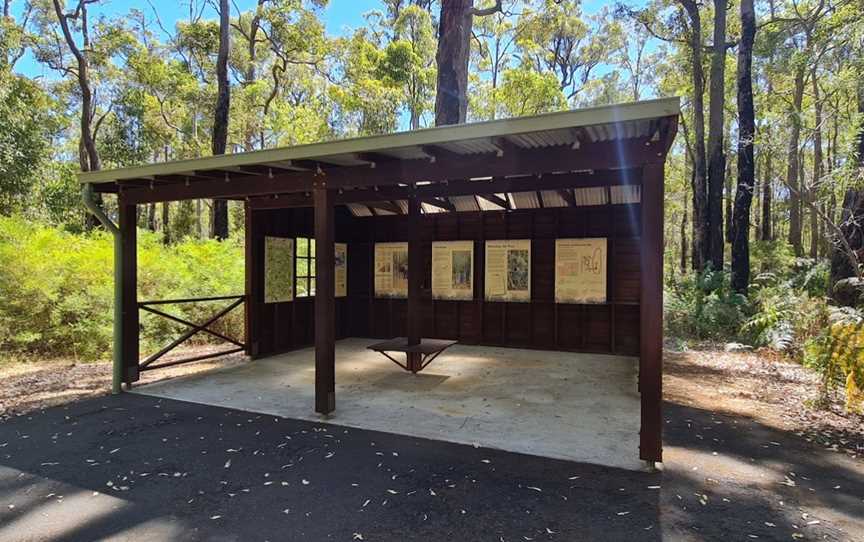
top-left (82, 184), bottom-right (123, 395)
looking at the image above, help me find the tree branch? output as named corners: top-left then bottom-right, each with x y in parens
top-left (469, 0), bottom-right (502, 17)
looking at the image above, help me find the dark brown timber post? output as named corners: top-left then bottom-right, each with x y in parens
top-left (407, 195), bottom-right (422, 372)
top-left (314, 181), bottom-right (336, 414)
top-left (118, 198), bottom-right (140, 385)
top-left (639, 163), bottom-right (664, 464)
top-left (243, 200), bottom-right (255, 357)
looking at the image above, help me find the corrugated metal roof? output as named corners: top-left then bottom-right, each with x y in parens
top-left (610, 185), bottom-right (642, 204)
top-left (510, 191), bottom-right (541, 210)
top-left (574, 187), bottom-right (609, 206)
top-left (540, 190), bottom-right (569, 208)
top-left (79, 97), bottom-right (679, 184)
top-left (450, 195), bottom-right (481, 212)
top-left (346, 203), bottom-right (373, 217)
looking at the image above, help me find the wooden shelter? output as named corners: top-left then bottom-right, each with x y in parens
top-left (81, 98), bottom-right (679, 464)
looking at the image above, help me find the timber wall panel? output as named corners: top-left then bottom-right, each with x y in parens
top-left (248, 204), bottom-right (643, 358)
top-left (248, 208), bottom-right (350, 358)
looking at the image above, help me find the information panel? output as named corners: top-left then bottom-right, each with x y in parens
top-left (264, 236), bottom-right (294, 303)
top-left (335, 243), bottom-right (347, 298)
top-left (484, 240), bottom-right (531, 302)
top-left (432, 241), bottom-right (474, 300)
top-left (374, 242), bottom-right (408, 298)
top-left (555, 238), bottom-right (607, 304)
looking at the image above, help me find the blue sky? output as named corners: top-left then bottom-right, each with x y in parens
top-left (14, 0), bottom-right (611, 78)
top-left (15, 0), bottom-right (378, 77)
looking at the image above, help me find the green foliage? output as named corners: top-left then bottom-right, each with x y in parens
top-left (0, 216), bottom-right (243, 361)
top-left (742, 282), bottom-right (829, 353)
top-left (474, 68), bottom-right (568, 119)
top-left (750, 240), bottom-right (796, 273)
top-left (803, 315), bottom-right (864, 412)
top-left (0, 69), bottom-right (57, 214)
top-left (665, 269), bottom-right (751, 341)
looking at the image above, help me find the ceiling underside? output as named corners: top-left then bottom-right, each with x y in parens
top-left (344, 185), bottom-right (643, 217)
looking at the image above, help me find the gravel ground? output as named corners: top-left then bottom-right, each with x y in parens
top-left (664, 348), bottom-right (864, 459)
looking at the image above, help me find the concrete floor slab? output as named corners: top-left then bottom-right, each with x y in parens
top-left (134, 338), bottom-right (642, 470)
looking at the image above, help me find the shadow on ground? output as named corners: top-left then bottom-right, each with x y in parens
top-left (0, 394), bottom-right (860, 540)
top-left (662, 401), bottom-right (863, 540)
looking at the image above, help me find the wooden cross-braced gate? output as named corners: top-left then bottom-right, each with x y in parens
top-left (137, 295), bottom-right (246, 373)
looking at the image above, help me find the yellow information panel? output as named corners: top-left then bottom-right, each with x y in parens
top-left (335, 243), bottom-right (347, 298)
top-left (432, 241), bottom-right (474, 300)
top-left (264, 236), bottom-right (294, 303)
top-left (374, 242), bottom-right (408, 298)
top-left (555, 238), bottom-right (607, 304)
top-left (484, 239), bottom-right (531, 302)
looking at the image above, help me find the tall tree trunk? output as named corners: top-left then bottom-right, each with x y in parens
top-left (681, 197), bottom-right (689, 274)
top-left (52, 0), bottom-right (102, 229)
top-left (434, 0), bottom-right (501, 125)
top-left (680, 0), bottom-right (709, 271)
top-left (435, 0), bottom-right (472, 125)
top-left (731, 0), bottom-right (756, 294)
top-left (706, 0), bottom-right (727, 270)
top-left (211, 0), bottom-right (231, 240)
top-left (196, 199), bottom-right (203, 239)
top-left (753, 162), bottom-right (761, 241)
top-left (162, 202), bottom-right (171, 245)
top-left (810, 66), bottom-right (823, 259)
top-left (762, 152), bottom-right (773, 242)
top-left (725, 158), bottom-right (733, 243)
top-left (829, 70), bottom-right (864, 289)
top-left (147, 203), bottom-right (157, 231)
top-left (787, 63), bottom-right (805, 256)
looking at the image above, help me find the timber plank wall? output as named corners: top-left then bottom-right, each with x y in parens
top-left (247, 203), bottom-right (642, 359)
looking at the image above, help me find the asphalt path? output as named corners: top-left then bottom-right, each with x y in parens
top-left (0, 394), bottom-right (860, 541)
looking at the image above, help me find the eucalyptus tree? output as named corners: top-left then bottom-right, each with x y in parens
top-left (434, 0), bottom-right (502, 125)
top-left (731, 0), bottom-right (756, 293)
top-left (211, 0), bottom-right (230, 240)
top-left (0, 54), bottom-right (56, 214)
top-left (31, 0), bottom-right (136, 226)
top-left (330, 28), bottom-right (403, 135)
top-left (620, 0), bottom-right (710, 271)
top-left (37, 0), bottom-right (132, 173)
top-left (232, 0), bottom-right (329, 150)
top-left (378, 5), bottom-right (437, 129)
top-left (470, 0), bottom-right (521, 120)
top-left (705, 0), bottom-right (727, 270)
top-left (517, 0), bottom-right (623, 106)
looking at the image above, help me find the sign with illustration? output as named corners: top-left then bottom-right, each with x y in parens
top-left (432, 241), bottom-right (474, 300)
top-left (374, 242), bottom-right (409, 298)
top-left (484, 239), bottom-right (531, 302)
top-left (335, 243), bottom-right (347, 298)
top-left (555, 238), bottom-right (607, 304)
top-left (264, 236), bottom-right (294, 303)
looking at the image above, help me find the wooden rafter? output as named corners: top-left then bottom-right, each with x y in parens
top-left (116, 138), bottom-right (658, 204)
top-left (245, 169), bottom-right (642, 211)
top-left (557, 189), bottom-right (577, 207)
top-left (476, 193), bottom-right (510, 209)
top-left (420, 197), bottom-right (455, 212)
top-left (364, 201), bottom-right (403, 215)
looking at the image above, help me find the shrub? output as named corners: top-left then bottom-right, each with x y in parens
top-left (803, 313), bottom-right (864, 413)
top-left (665, 269), bottom-right (750, 341)
top-left (742, 277), bottom-right (830, 354)
top-left (0, 216), bottom-right (244, 362)
top-left (750, 239), bottom-right (795, 274)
